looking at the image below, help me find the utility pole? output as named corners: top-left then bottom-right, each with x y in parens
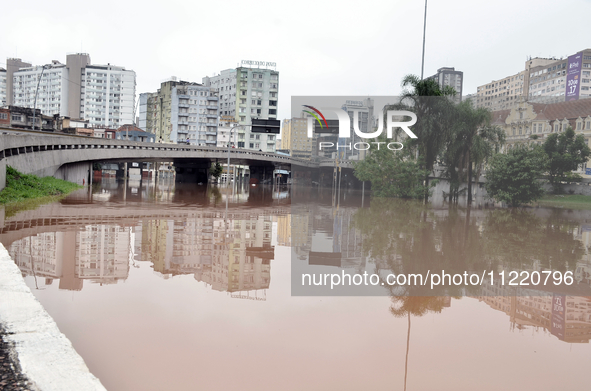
top-left (420, 0), bottom-right (428, 80)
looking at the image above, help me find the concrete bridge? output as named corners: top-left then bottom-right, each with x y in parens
top-left (0, 127), bottom-right (322, 190)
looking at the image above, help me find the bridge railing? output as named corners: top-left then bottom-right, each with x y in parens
top-left (0, 126), bottom-right (315, 167)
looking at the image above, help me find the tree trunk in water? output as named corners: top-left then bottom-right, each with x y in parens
top-left (424, 174), bottom-right (429, 204)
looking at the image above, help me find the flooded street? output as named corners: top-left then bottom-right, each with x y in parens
top-left (1, 178), bottom-right (591, 390)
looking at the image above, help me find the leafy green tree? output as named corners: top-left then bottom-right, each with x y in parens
top-left (210, 162), bottom-right (223, 181)
top-left (542, 127), bottom-right (591, 193)
top-left (484, 145), bottom-right (548, 207)
top-left (353, 138), bottom-right (433, 199)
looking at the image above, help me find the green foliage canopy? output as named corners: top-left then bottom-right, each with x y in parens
top-left (484, 145), bottom-right (548, 207)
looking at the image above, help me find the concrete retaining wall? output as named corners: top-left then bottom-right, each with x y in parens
top-left (0, 243), bottom-right (106, 390)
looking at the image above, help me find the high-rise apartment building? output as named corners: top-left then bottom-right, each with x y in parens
top-left (141, 79), bottom-right (219, 144)
top-left (80, 63), bottom-right (136, 128)
top-left (6, 58), bottom-right (32, 106)
top-left (0, 68), bottom-right (6, 106)
top-left (8, 54), bottom-right (136, 128)
top-left (525, 49), bottom-right (591, 104)
top-left (475, 70), bottom-right (526, 111)
top-left (428, 67), bottom-right (464, 102)
top-left (203, 65), bottom-right (279, 152)
top-left (474, 49), bottom-right (591, 111)
top-left (12, 61), bottom-right (70, 116)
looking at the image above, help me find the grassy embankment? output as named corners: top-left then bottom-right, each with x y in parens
top-left (537, 194), bottom-right (591, 209)
top-left (0, 166), bottom-right (82, 217)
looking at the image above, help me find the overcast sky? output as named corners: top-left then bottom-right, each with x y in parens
top-left (3, 0), bottom-right (591, 121)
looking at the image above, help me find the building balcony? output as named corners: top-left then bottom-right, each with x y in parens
top-left (178, 94), bottom-right (190, 99)
top-left (207, 96), bottom-right (218, 101)
top-left (206, 113), bottom-right (217, 119)
top-left (206, 123), bottom-right (216, 127)
top-left (178, 112), bottom-right (189, 117)
top-left (206, 139), bottom-right (216, 145)
top-left (206, 130), bottom-right (217, 136)
top-left (178, 103), bottom-right (189, 108)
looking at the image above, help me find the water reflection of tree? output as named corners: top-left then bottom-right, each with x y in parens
top-left (352, 200), bottom-right (586, 389)
top-left (481, 209), bottom-right (585, 272)
top-left (352, 198), bottom-right (481, 296)
top-left (352, 200), bottom-right (584, 287)
top-left (390, 293), bottom-right (449, 391)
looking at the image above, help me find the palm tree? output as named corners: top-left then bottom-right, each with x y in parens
top-left (443, 100), bottom-right (504, 204)
top-left (388, 75), bottom-right (457, 201)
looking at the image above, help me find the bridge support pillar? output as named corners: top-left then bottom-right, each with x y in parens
top-left (249, 165), bottom-right (274, 185)
top-left (0, 159), bottom-right (5, 192)
top-left (54, 162), bottom-right (92, 186)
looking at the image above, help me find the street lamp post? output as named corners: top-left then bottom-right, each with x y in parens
top-left (32, 65), bottom-right (48, 131)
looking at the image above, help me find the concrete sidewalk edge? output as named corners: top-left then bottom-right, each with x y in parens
top-left (0, 243), bottom-right (107, 391)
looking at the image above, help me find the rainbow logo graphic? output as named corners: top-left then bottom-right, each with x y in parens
top-left (302, 105), bottom-right (329, 130)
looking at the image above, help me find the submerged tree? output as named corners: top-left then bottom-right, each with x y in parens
top-left (484, 145), bottom-right (548, 207)
top-left (210, 162), bottom-right (224, 181)
top-left (542, 126), bottom-right (591, 193)
top-left (353, 137), bottom-right (433, 199)
top-left (443, 100), bottom-right (504, 203)
top-left (387, 75), bottom-right (457, 201)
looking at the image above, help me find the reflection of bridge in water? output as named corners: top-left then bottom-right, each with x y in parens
top-left (0, 188), bottom-right (291, 298)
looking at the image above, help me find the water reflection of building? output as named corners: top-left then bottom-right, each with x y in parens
top-left (9, 226), bottom-right (133, 290)
top-left (140, 214), bottom-right (275, 298)
top-left (476, 282), bottom-right (591, 343)
top-left (196, 216), bottom-right (273, 298)
top-left (306, 206), bottom-right (365, 269)
top-left (76, 225), bottom-right (132, 285)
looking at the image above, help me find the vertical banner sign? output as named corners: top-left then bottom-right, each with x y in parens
top-left (550, 294), bottom-right (566, 341)
top-left (566, 52), bottom-right (582, 101)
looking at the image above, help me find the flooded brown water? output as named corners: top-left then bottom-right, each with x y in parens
top-left (2, 178), bottom-right (591, 390)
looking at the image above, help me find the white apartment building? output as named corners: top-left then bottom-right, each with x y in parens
top-left (203, 65), bottom-right (279, 152)
top-left (80, 64), bottom-right (136, 128)
top-left (12, 61), bottom-right (69, 116)
top-left (8, 53), bottom-right (136, 128)
top-left (0, 68), bottom-right (6, 106)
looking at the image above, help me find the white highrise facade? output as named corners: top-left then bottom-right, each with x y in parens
top-left (80, 65), bottom-right (136, 127)
top-left (11, 61), bottom-right (69, 116)
top-left (0, 68), bottom-right (6, 106)
top-left (9, 54), bottom-right (136, 128)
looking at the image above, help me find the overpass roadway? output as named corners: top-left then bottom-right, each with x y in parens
top-left (0, 127), bottom-right (319, 190)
